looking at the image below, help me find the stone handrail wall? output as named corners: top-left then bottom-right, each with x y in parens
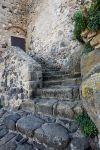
top-left (0, 46), bottom-right (42, 110)
top-left (81, 49), bottom-right (100, 132)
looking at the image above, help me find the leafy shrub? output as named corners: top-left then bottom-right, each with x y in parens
top-left (82, 42), bottom-right (93, 55)
top-left (87, 0), bottom-right (100, 31)
top-left (73, 0), bottom-right (100, 41)
top-left (91, 0), bottom-right (100, 10)
top-left (75, 112), bottom-right (98, 137)
top-left (73, 11), bottom-right (87, 41)
top-left (87, 11), bottom-right (100, 31)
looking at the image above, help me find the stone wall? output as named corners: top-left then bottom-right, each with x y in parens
top-left (81, 29), bottom-right (100, 49)
top-left (0, 0), bottom-right (91, 74)
top-left (0, 46), bottom-right (42, 110)
top-left (26, 0), bottom-right (82, 70)
top-left (81, 49), bottom-right (100, 132)
top-left (0, 0), bottom-right (27, 47)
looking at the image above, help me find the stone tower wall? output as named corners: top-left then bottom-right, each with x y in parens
top-left (0, 0), bottom-right (89, 70)
top-left (0, 0), bottom-right (27, 47)
top-left (26, 0), bottom-right (82, 69)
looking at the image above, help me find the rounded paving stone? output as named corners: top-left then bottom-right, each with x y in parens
top-left (0, 132), bottom-right (17, 146)
top-left (0, 128), bottom-right (8, 139)
top-left (0, 141), bottom-right (17, 150)
top-left (69, 137), bottom-right (90, 150)
top-left (0, 109), bottom-right (7, 118)
top-left (16, 115), bottom-right (44, 137)
top-left (55, 101), bottom-right (74, 119)
top-left (34, 123), bottom-right (69, 149)
top-left (3, 113), bottom-right (21, 130)
top-left (16, 143), bottom-right (33, 150)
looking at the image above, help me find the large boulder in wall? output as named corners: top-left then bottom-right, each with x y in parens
top-left (81, 49), bottom-right (100, 132)
top-left (60, 49), bottom-right (82, 76)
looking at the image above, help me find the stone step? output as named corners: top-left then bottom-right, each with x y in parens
top-left (36, 86), bottom-right (80, 101)
top-left (42, 70), bottom-right (68, 76)
top-left (43, 71), bottom-right (81, 79)
top-left (16, 115), bottom-right (70, 150)
top-left (34, 123), bottom-right (69, 150)
top-left (0, 109), bottom-right (91, 150)
top-left (0, 114), bottom-right (45, 150)
top-left (16, 115), bottom-right (87, 150)
top-left (42, 65), bottom-right (61, 70)
top-left (43, 78), bottom-right (81, 87)
top-left (43, 74), bottom-right (70, 81)
top-left (21, 98), bottom-right (82, 119)
top-left (42, 68), bottom-right (60, 72)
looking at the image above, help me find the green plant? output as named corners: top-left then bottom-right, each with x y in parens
top-left (75, 112), bottom-right (98, 137)
top-left (73, 0), bottom-right (100, 42)
top-left (87, 0), bottom-right (100, 31)
top-left (87, 11), bottom-right (100, 31)
top-left (73, 11), bottom-right (87, 41)
top-left (91, 0), bottom-right (100, 10)
top-left (82, 42), bottom-right (93, 55)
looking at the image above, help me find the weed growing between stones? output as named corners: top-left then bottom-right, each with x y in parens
top-left (75, 112), bottom-right (98, 137)
top-left (82, 42), bottom-right (94, 55)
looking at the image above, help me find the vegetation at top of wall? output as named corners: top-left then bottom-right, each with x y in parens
top-left (87, 10), bottom-right (100, 31)
top-left (75, 112), bottom-right (98, 137)
top-left (73, 11), bottom-right (87, 41)
top-left (87, 0), bottom-right (100, 31)
top-left (73, 0), bottom-right (100, 41)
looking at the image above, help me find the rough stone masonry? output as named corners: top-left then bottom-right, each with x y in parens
top-left (26, 0), bottom-right (82, 71)
top-left (0, 0), bottom-right (27, 47)
top-left (0, 46), bottom-right (42, 109)
top-left (0, 0), bottom-right (83, 72)
top-left (0, 0), bottom-right (100, 149)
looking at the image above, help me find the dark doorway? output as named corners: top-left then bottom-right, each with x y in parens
top-left (11, 36), bottom-right (26, 51)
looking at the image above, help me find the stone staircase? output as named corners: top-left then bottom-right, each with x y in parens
top-left (36, 66), bottom-right (81, 118)
top-left (22, 65), bottom-right (82, 119)
top-left (0, 64), bottom-right (93, 150)
top-left (42, 68), bottom-right (81, 87)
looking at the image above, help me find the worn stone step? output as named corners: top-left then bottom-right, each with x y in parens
top-left (16, 114), bottom-right (90, 150)
top-left (36, 86), bottom-right (80, 101)
top-left (43, 72), bottom-right (81, 79)
top-left (16, 115), bottom-right (70, 149)
top-left (35, 99), bottom-right (82, 119)
top-left (42, 65), bottom-right (61, 70)
top-left (34, 123), bottom-right (69, 150)
top-left (0, 109), bottom-right (91, 150)
top-left (0, 125), bottom-right (45, 150)
top-left (42, 70), bottom-right (68, 77)
top-left (17, 115), bottom-right (45, 137)
top-left (21, 98), bottom-right (82, 119)
top-left (43, 78), bottom-right (81, 87)
top-left (42, 68), bottom-right (60, 72)
top-left (43, 74), bottom-right (73, 80)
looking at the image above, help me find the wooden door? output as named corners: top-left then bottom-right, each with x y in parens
top-left (11, 36), bottom-right (26, 51)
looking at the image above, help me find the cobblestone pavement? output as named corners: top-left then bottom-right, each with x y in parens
top-left (0, 108), bottom-right (92, 150)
